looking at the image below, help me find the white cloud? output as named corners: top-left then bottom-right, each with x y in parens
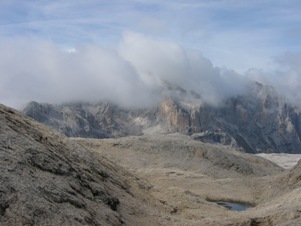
top-left (119, 32), bottom-right (248, 103)
top-left (0, 33), bottom-right (251, 109)
top-left (0, 36), bottom-right (153, 108)
top-left (245, 51), bottom-right (301, 106)
top-left (2, 30), bottom-right (301, 111)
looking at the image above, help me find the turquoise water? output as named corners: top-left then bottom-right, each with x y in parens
top-left (216, 201), bottom-right (251, 211)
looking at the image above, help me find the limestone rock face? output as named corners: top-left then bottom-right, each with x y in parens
top-left (159, 99), bottom-right (190, 133)
top-left (23, 101), bottom-right (146, 138)
top-left (23, 82), bottom-right (301, 153)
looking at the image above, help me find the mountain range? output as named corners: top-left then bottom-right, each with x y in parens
top-left (23, 81), bottom-right (301, 153)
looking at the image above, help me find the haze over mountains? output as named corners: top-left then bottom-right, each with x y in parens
top-left (14, 35), bottom-right (301, 154)
top-left (1, 33), bottom-right (301, 110)
top-left (2, 2), bottom-right (301, 225)
top-left (2, 34), bottom-right (301, 155)
top-left (24, 80), bottom-right (301, 153)
top-left (4, 31), bottom-right (301, 226)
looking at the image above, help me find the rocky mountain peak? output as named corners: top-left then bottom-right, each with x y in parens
top-left (23, 82), bottom-right (301, 153)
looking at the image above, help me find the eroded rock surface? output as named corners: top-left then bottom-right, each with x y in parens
top-left (0, 104), bottom-right (169, 226)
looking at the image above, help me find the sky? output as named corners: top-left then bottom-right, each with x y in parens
top-left (0, 0), bottom-right (301, 108)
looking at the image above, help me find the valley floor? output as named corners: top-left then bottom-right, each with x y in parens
top-left (75, 134), bottom-right (301, 226)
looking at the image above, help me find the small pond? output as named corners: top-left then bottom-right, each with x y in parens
top-left (216, 201), bottom-right (252, 211)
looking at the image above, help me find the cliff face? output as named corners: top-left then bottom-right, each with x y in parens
top-left (23, 82), bottom-right (301, 153)
top-left (213, 83), bottom-right (301, 153)
top-left (160, 83), bottom-right (301, 153)
top-left (22, 102), bottom-right (140, 138)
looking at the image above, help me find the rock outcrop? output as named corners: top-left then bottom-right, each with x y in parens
top-left (0, 104), bottom-right (168, 226)
top-left (23, 82), bottom-right (301, 153)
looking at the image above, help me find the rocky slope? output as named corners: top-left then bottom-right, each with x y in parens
top-left (23, 82), bottom-right (301, 153)
top-left (0, 104), bottom-right (171, 226)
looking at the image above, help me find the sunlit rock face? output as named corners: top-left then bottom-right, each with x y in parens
top-left (23, 82), bottom-right (301, 153)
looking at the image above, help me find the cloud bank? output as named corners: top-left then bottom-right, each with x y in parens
top-left (0, 32), bottom-right (276, 109)
top-left (0, 36), bottom-right (153, 108)
top-left (246, 52), bottom-right (301, 107)
top-left (1, 32), bottom-right (251, 109)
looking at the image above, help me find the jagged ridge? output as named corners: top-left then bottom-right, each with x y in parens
top-left (23, 82), bottom-right (301, 153)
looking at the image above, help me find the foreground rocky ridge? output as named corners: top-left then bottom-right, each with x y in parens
top-left (23, 82), bottom-right (301, 153)
top-left (0, 104), bottom-right (170, 226)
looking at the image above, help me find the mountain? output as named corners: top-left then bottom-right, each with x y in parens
top-left (2, 103), bottom-right (301, 225)
top-left (23, 82), bottom-right (301, 153)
